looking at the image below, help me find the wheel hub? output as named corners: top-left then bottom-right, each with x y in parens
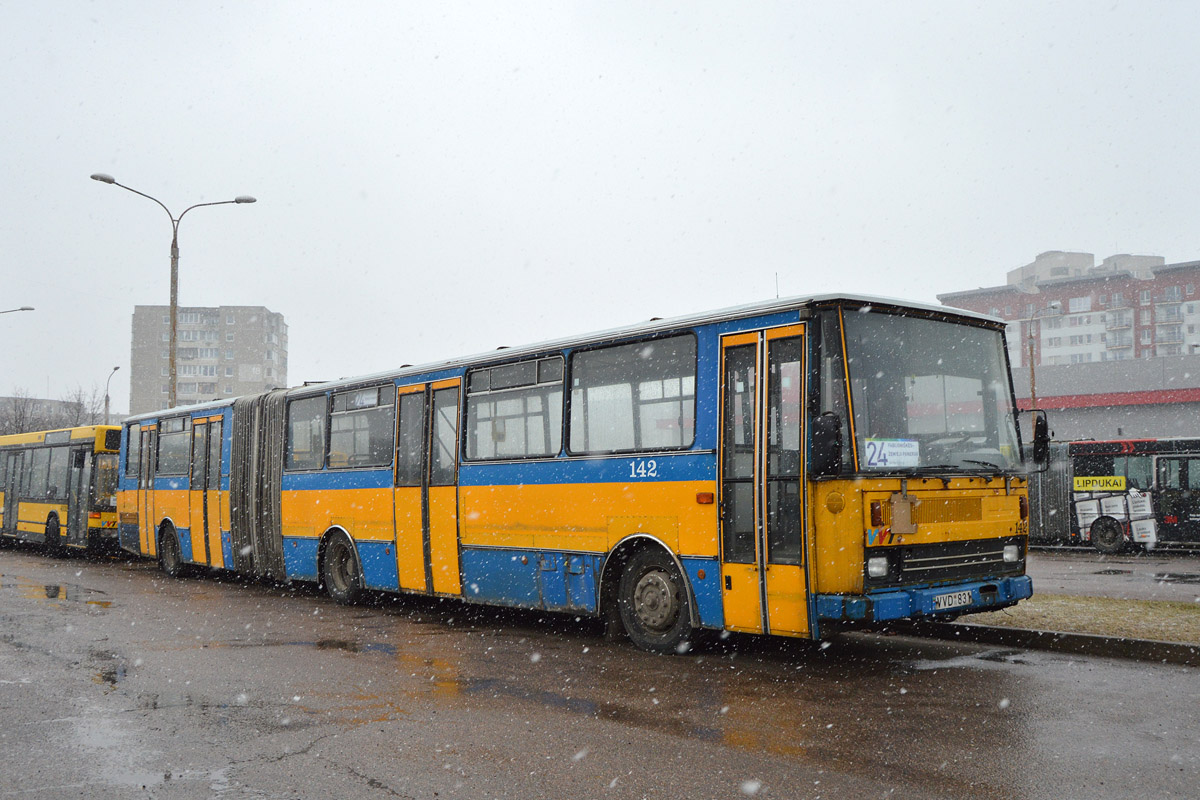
top-left (633, 570), bottom-right (678, 631)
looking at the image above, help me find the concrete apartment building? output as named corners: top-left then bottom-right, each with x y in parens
top-left (938, 251), bottom-right (1200, 439)
top-left (129, 305), bottom-right (288, 414)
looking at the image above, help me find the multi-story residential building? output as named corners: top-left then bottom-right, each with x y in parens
top-left (938, 252), bottom-right (1200, 439)
top-left (129, 305), bottom-right (288, 414)
top-left (939, 252), bottom-right (1200, 368)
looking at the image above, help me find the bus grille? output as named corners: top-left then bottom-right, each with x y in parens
top-left (879, 497), bottom-right (983, 525)
top-left (865, 536), bottom-right (1025, 589)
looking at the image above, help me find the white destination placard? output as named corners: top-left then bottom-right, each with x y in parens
top-left (863, 438), bottom-right (920, 468)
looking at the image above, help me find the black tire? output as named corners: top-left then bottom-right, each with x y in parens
top-left (322, 534), bottom-right (364, 605)
top-left (44, 517), bottom-right (62, 555)
top-left (617, 548), bottom-right (694, 654)
top-left (158, 526), bottom-right (184, 578)
top-left (1091, 517), bottom-right (1125, 555)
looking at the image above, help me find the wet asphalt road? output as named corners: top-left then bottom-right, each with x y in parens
top-left (1, 545), bottom-right (1198, 800)
top-left (1026, 548), bottom-right (1200, 602)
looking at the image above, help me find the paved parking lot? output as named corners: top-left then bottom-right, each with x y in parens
top-left (1028, 548), bottom-right (1200, 603)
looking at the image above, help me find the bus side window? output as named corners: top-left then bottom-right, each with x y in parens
top-left (1188, 458), bottom-right (1200, 490)
top-left (1159, 458), bottom-right (1183, 489)
top-left (1125, 455), bottom-right (1152, 490)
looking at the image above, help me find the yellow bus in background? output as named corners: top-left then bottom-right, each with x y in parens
top-left (0, 425), bottom-right (122, 551)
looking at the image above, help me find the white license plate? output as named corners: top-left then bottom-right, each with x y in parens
top-left (934, 590), bottom-right (973, 611)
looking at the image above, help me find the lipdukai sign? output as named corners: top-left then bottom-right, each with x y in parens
top-left (1073, 476), bottom-right (1126, 492)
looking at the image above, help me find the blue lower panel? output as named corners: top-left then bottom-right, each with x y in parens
top-left (680, 557), bottom-right (723, 629)
top-left (176, 528), bottom-right (193, 562)
top-left (283, 537), bottom-right (320, 581)
top-left (816, 576), bottom-right (1034, 623)
top-left (461, 548), bottom-right (601, 613)
top-left (358, 540), bottom-right (399, 590)
top-left (118, 523), bottom-right (139, 554)
top-left (221, 530), bottom-right (233, 569)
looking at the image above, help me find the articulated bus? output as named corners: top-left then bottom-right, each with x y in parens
top-left (117, 295), bottom-right (1042, 652)
top-left (1030, 438), bottom-right (1200, 552)
top-left (0, 425), bottom-right (122, 550)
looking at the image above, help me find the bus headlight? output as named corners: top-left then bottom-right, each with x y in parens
top-left (867, 556), bottom-right (889, 578)
top-left (1003, 544), bottom-right (1021, 562)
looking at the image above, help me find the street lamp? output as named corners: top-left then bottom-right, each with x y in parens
top-left (104, 366), bottom-right (120, 425)
top-left (1026, 301), bottom-right (1062, 410)
top-left (0, 306), bottom-right (34, 314)
top-left (90, 173), bottom-right (255, 409)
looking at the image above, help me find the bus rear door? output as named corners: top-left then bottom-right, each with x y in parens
top-left (187, 418), bottom-right (227, 567)
top-left (719, 324), bottom-right (811, 637)
top-left (138, 426), bottom-right (157, 555)
top-left (3, 451), bottom-right (21, 532)
top-left (394, 380), bottom-right (462, 595)
top-left (66, 447), bottom-right (90, 546)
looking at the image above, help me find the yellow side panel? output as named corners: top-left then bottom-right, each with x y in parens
top-left (765, 564), bottom-right (808, 636)
top-left (458, 481), bottom-right (717, 556)
top-left (428, 485), bottom-right (460, 595)
top-left (721, 563), bottom-right (763, 633)
top-left (188, 490), bottom-right (206, 565)
top-left (394, 487), bottom-right (425, 592)
top-left (155, 491), bottom-right (189, 535)
top-left (18, 502), bottom-right (66, 534)
top-left (207, 491), bottom-right (224, 569)
top-left (281, 488), bottom-right (394, 541)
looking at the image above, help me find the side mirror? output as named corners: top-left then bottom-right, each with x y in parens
top-left (810, 412), bottom-right (843, 477)
top-left (1032, 410), bottom-right (1050, 466)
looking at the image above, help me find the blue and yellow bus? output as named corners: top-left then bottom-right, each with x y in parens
top-left (117, 295), bottom-right (1042, 652)
top-left (0, 425), bottom-right (122, 551)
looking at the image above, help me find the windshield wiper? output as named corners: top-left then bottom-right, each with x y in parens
top-left (961, 459), bottom-right (1003, 471)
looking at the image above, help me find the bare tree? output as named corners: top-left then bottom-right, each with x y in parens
top-left (0, 389), bottom-right (49, 435)
top-left (52, 384), bottom-right (105, 428)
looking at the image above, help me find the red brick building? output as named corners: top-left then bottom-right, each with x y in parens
top-left (938, 251), bottom-right (1200, 439)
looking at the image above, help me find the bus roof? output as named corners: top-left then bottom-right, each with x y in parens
top-left (124, 293), bottom-right (1000, 423)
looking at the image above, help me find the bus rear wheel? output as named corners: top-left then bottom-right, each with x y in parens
top-left (617, 548), bottom-right (694, 655)
top-left (44, 517), bottom-right (62, 555)
top-left (158, 527), bottom-right (184, 578)
top-left (322, 534), bottom-right (364, 605)
top-left (1091, 517), bottom-right (1125, 555)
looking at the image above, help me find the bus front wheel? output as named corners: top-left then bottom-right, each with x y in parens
top-left (322, 534), bottom-right (364, 605)
top-left (1091, 517), bottom-right (1125, 555)
top-left (617, 548), bottom-right (694, 655)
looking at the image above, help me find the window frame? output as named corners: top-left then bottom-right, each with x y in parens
top-left (326, 384), bottom-right (395, 470)
top-left (463, 354), bottom-right (565, 462)
top-left (565, 331), bottom-right (699, 457)
top-left (285, 393), bottom-right (329, 472)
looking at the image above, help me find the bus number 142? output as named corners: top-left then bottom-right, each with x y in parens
top-left (629, 459), bottom-right (659, 478)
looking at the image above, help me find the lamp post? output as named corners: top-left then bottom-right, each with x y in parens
top-left (104, 366), bottom-right (120, 425)
top-left (0, 306), bottom-right (34, 314)
top-left (1026, 301), bottom-right (1062, 410)
top-left (90, 173), bottom-right (255, 409)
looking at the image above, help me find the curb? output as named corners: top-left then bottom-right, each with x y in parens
top-left (897, 620), bottom-right (1200, 667)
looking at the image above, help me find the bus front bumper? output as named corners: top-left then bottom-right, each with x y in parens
top-left (816, 575), bottom-right (1033, 624)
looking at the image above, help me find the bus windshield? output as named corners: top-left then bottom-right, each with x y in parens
top-left (92, 452), bottom-right (119, 511)
top-left (841, 308), bottom-right (1021, 473)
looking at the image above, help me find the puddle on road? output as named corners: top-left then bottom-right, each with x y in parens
top-left (0, 575), bottom-right (113, 608)
top-left (1094, 568), bottom-right (1132, 576)
top-left (1153, 572), bottom-right (1200, 585)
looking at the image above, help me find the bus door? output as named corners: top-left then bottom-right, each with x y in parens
top-left (3, 451), bottom-right (22, 532)
top-left (137, 426), bottom-right (157, 555)
top-left (187, 418), bottom-right (226, 567)
top-left (66, 447), bottom-right (91, 546)
top-left (394, 380), bottom-right (462, 595)
top-left (719, 325), bottom-right (811, 637)
top-left (1155, 455), bottom-right (1200, 542)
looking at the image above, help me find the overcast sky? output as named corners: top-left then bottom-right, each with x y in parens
top-left (2, 1), bottom-right (1198, 412)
